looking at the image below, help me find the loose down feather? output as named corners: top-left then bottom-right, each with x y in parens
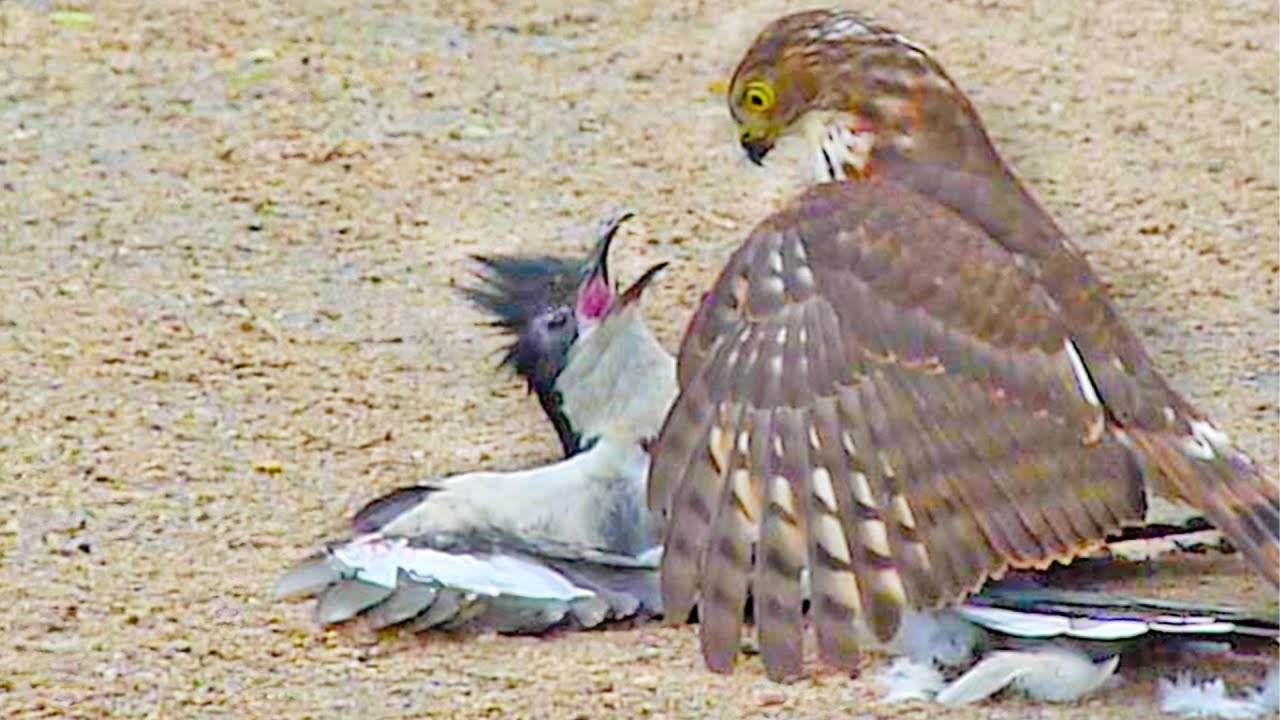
top-left (1159, 668), bottom-right (1279, 719)
top-left (868, 583), bottom-right (1278, 707)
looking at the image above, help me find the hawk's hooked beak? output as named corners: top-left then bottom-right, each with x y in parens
top-left (741, 134), bottom-right (774, 166)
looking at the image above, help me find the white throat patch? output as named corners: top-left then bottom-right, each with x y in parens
top-left (795, 110), bottom-right (875, 183)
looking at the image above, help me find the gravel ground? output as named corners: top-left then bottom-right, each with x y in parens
top-left (1, 0), bottom-right (1276, 717)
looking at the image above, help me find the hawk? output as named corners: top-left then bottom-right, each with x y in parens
top-left (648, 9), bottom-right (1280, 682)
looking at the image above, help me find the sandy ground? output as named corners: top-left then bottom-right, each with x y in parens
top-left (1, 0), bottom-right (1277, 717)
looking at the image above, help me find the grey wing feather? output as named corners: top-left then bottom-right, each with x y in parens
top-left (365, 580), bottom-right (439, 630)
top-left (315, 580), bottom-right (394, 625)
top-left (964, 585), bottom-right (1279, 641)
top-left (273, 554), bottom-right (341, 600)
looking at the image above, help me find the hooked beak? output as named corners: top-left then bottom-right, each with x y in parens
top-left (741, 135), bottom-right (774, 166)
top-left (619, 261), bottom-right (670, 306)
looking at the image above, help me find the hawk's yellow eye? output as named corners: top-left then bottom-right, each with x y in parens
top-left (741, 81), bottom-right (776, 112)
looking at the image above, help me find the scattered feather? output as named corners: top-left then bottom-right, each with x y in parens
top-left (877, 657), bottom-right (945, 704)
top-left (1158, 668), bottom-right (1280, 719)
top-left (936, 646), bottom-right (1118, 706)
top-left (1013, 649), bottom-right (1118, 702)
top-left (935, 651), bottom-right (1032, 706)
top-left (893, 610), bottom-right (984, 667)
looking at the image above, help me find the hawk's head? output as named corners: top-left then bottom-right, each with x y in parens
top-left (728, 9), bottom-right (1000, 183)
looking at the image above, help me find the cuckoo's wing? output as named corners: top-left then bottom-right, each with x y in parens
top-left (649, 179), bottom-right (1150, 681)
top-left (272, 532), bottom-right (661, 634)
top-left (277, 432), bottom-right (661, 634)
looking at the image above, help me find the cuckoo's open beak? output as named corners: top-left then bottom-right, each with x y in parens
top-left (619, 262), bottom-right (669, 306)
top-left (583, 211), bottom-right (635, 287)
top-left (578, 211), bottom-right (635, 320)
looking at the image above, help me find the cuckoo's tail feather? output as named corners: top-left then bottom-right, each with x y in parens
top-left (1127, 428), bottom-right (1280, 587)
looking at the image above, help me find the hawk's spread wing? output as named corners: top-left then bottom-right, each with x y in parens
top-left (649, 180), bottom-right (1151, 680)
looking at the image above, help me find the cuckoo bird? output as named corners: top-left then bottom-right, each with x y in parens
top-left (648, 9), bottom-right (1280, 682)
top-left (274, 219), bottom-right (675, 633)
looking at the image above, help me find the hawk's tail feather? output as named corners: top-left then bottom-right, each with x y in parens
top-left (755, 407), bottom-right (812, 682)
top-left (697, 401), bottom-right (757, 675)
top-left (1127, 428), bottom-right (1279, 587)
top-left (652, 375), bottom-right (724, 627)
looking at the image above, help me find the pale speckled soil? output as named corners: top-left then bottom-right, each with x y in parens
top-left (1, 0), bottom-right (1277, 717)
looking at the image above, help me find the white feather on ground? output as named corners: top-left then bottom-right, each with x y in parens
top-left (890, 610), bottom-right (985, 667)
top-left (1158, 667), bottom-right (1280, 719)
top-left (877, 657), bottom-right (946, 704)
top-left (934, 646), bottom-right (1119, 706)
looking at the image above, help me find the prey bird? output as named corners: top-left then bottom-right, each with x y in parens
top-left (273, 216), bottom-right (675, 633)
top-left (648, 8), bottom-right (1280, 686)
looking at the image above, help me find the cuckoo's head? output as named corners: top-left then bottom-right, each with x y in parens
top-left (729, 9), bottom-right (999, 183)
top-left (562, 212), bottom-right (672, 451)
top-left (462, 212), bottom-right (668, 456)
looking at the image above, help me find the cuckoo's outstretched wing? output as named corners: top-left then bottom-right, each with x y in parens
top-left (649, 179), bottom-right (1277, 683)
top-left (274, 433), bottom-right (662, 634)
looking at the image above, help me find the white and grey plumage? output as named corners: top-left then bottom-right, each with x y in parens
top-left (272, 436), bottom-right (662, 633)
top-left (274, 219), bottom-right (675, 633)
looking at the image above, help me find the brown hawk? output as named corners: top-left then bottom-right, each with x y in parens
top-left (647, 9), bottom-right (1280, 682)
